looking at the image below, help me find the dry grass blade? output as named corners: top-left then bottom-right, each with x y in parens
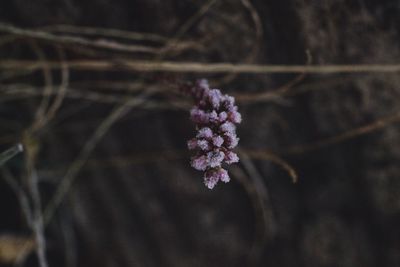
top-left (2, 60), bottom-right (400, 73)
top-left (23, 133), bottom-right (48, 267)
top-left (43, 87), bottom-right (158, 226)
top-left (244, 149), bottom-right (298, 183)
top-left (39, 24), bottom-right (168, 42)
top-left (235, 50), bottom-right (312, 103)
top-left (218, 0), bottom-right (263, 84)
top-left (0, 23), bottom-right (159, 54)
top-left (29, 41), bottom-right (54, 132)
top-left (229, 165), bottom-right (269, 264)
top-left (160, 0), bottom-right (217, 54)
top-left (285, 112), bottom-right (400, 155)
top-left (42, 46), bottom-right (69, 123)
top-left (0, 144), bottom-right (23, 166)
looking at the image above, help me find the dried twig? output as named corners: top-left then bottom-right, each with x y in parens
top-left (0, 23), bottom-right (158, 54)
top-left (43, 88), bottom-right (157, 225)
top-left (29, 41), bottom-right (54, 132)
top-left (0, 144), bottom-right (23, 167)
top-left (235, 50), bottom-right (312, 103)
top-left (42, 46), bottom-right (69, 123)
top-left (23, 134), bottom-right (48, 267)
top-left (1, 59), bottom-right (400, 73)
top-left (284, 112), bottom-right (400, 155)
top-left (39, 24), bottom-right (168, 43)
top-left (244, 149), bottom-right (298, 183)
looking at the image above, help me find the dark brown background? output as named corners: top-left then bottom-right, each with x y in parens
top-left (1, 0), bottom-right (400, 266)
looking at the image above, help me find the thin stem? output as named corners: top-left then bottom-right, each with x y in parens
top-left (0, 143), bottom-right (23, 166)
top-left (1, 60), bottom-right (400, 73)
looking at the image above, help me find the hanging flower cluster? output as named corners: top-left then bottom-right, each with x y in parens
top-left (185, 79), bottom-right (241, 189)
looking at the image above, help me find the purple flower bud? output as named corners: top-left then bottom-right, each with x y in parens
top-left (220, 121), bottom-right (236, 133)
top-left (208, 110), bottom-right (219, 123)
top-left (212, 135), bottom-right (224, 147)
top-left (197, 127), bottom-right (213, 139)
top-left (218, 111), bottom-right (228, 122)
top-left (192, 79), bottom-right (210, 99)
top-left (207, 150), bottom-right (225, 168)
top-left (208, 89), bottom-right (223, 109)
top-left (197, 139), bottom-right (210, 151)
top-left (203, 168), bottom-right (230, 189)
top-left (190, 107), bottom-right (208, 124)
top-left (224, 132), bottom-right (239, 149)
top-left (187, 139), bottom-right (198, 150)
top-left (217, 168), bottom-right (230, 183)
top-left (223, 95), bottom-right (235, 108)
top-left (224, 151), bottom-right (239, 164)
top-left (228, 111), bottom-right (242, 124)
top-left (191, 155), bottom-right (208, 171)
top-left (204, 170), bottom-right (219, 189)
top-left (197, 79), bottom-right (209, 89)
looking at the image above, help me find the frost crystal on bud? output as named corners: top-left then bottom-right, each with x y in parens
top-left (218, 111), bottom-right (228, 122)
top-left (220, 121), bottom-right (236, 133)
top-left (191, 155), bottom-right (208, 171)
top-left (187, 139), bottom-right (198, 150)
top-left (185, 79), bottom-right (241, 189)
top-left (228, 111), bottom-right (242, 124)
top-left (197, 127), bottom-right (213, 139)
top-left (224, 151), bottom-right (239, 164)
top-left (224, 132), bottom-right (239, 149)
top-left (197, 139), bottom-right (210, 151)
top-left (212, 135), bottom-right (224, 147)
top-left (207, 150), bottom-right (225, 168)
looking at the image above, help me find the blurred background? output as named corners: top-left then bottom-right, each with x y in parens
top-left (1, 0), bottom-right (400, 266)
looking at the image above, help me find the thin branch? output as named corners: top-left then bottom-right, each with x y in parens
top-left (43, 46), bottom-right (69, 123)
top-left (160, 0), bottom-right (217, 55)
top-left (1, 60), bottom-right (400, 73)
top-left (284, 112), bottom-right (400, 155)
top-left (43, 87), bottom-right (157, 226)
top-left (23, 134), bottom-right (48, 267)
top-left (39, 24), bottom-right (168, 43)
top-left (0, 144), bottom-right (24, 166)
top-left (29, 42), bottom-right (54, 132)
top-left (0, 23), bottom-right (158, 54)
top-left (243, 149), bottom-right (298, 183)
top-left (235, 50), bottom-right (312, 103)
top-left (218, 0), bottom-right (263, 84)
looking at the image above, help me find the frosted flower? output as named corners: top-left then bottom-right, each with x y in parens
top-left (217, 168), bottom-right (230, 183)
top-left (224, 132), bottom-right (239, 149)
top-left (220, 121), bottom-right (236, 133)
top-left (190, 107), bottom-right (208, 124)
top-left (204, 171), bottom-right (219, 189)
top-left (191, 155), bottom-right (208, 171)
top-left (207, 150), bottom-right (225, 168)
top-left (197, 127), bottom-right (213, 139)
top-left (223, 95), bottom-right (235, 108)
top-left (228, 111), bottom-right (242, 124)
top-left (208, 110), bottom-right (219, 123)
top-left (197, 139), bottom-right (210, 151)
top-left (185, 79), bottom-right (241, 189)
top-left (224, 151), bottom-right (239, 164)
top-left (208, 89), bottom-right (223, 109)
top-left (187, 139), bottom-right (198, 150)
top-left (218, 111), bottom-right (228, 122)
top-left (212, 135), bottom-right (224, 147)
top-left (204, 168), bottom-right (230, 189)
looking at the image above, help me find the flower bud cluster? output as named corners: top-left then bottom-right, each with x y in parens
top-left (186, 80), bottom-right (241, 189)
